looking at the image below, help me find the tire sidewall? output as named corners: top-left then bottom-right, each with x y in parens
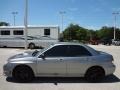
top-left (29, 43), bottom-right (35, 49)
top-left (13, 66), bottom-right (34, 82)
top-left (85, 67), bottom-right (105, 82)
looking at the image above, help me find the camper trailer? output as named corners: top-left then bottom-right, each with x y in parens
top-left (0, 25), bottom-right (59, 48)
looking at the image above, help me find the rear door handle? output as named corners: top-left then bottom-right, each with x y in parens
top-left (59, 59), bottom-right (63, 61)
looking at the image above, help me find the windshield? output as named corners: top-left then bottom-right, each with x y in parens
top-left (32, 45), bottom-right (53, 57)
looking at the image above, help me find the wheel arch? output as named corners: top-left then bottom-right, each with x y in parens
top-left (29, 42), bottom-right (35, 45)
top-left (85, 65), bottom-right (105, 76)
top-left (28, 42), bottom-right (35, 49)
top-left (12, 64), bottom-right (35, 77)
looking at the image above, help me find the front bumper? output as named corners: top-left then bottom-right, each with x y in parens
top-left (3, 64), bottom-right (13, 77)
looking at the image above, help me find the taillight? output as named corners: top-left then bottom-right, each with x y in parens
top-left (111, 56), bottom-right (114, 62)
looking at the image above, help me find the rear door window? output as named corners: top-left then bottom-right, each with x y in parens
top-left (68, 45), bottom-right (92, 57)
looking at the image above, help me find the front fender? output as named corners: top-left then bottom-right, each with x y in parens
top-left (11, 60), bottom-right (37, 77)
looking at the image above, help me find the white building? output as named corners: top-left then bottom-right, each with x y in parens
top-left (0, 25), bottom-right (60, 39)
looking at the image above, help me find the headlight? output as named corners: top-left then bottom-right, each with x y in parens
top-left (3, 62), bottom-right (12, 71)
top-left (3, 63), bottom-right (8, 70)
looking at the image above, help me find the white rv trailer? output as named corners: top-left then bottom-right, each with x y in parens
top-left (0, 25), bottom-right (59, 48)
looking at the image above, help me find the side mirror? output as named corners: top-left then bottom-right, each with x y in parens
top-left (40, 54), bottom-right (45, 60)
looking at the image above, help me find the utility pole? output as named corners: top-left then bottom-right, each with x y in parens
top-left (59, 11), bottom-right (66, 32)
top-left (112, 12), bottom-right (119, 40)
top-left (12, 12), bottom-right (18, 26)
top-left (24, 0), bottom-right (28, 49)
top-left (59, 11), bottom-right (66, 41)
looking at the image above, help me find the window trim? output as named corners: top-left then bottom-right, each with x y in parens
top-left (38, 45), bottom-right (92, 58)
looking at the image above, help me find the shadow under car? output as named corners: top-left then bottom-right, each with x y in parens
top-left (6, 74), bottom-right (120, 84)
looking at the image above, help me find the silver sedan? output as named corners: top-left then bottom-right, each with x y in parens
top-left (3, 43), bottom-right (115, 82)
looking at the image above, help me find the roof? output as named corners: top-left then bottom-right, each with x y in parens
top-left (53, 42), bottom-right (85, 46)
top-left (0, 25), bottom-right (59, 29)
top-left (52, 42), bottom-right (99, 55)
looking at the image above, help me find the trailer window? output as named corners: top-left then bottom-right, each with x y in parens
top-left (44, 29), bottom-right (50, 35)
top-left (13, 30), bottom-right (23, 35)
top-left (1, 30), bottom-right (10, 35)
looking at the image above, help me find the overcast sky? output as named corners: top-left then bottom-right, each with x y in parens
top-left (0, 0), bottom-right (120, 30)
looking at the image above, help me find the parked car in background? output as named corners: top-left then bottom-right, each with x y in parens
top-left (89, 39), bottom-right (99, 45)
top-left (0, 25), bottom-right (59, 48)
top-left (100, 38), bottom-right (112, 45)
top-left (3, 43), bottom-right (115, 82)
top-left (0, 36), bottom-right (58, 49)
top-left (112, 39), bottom-right (120, 46)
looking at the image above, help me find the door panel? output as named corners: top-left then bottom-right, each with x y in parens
top-left (37, 45), bottom-right (68, 76)
top-left (66, 57), bottom-right (88, 76)
top-left (66, 45), bottom-right (91, 76)
top-left (37, 57), bottom-right (66, 76)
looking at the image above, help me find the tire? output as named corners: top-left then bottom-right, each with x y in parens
top-left (85, 67), bottom-right (105, 82)
top-left (29, 43), bottom-right (35, 49)
top-left (13, 66), bottom-right (34, 82)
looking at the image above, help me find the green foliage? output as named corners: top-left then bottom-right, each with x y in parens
top-left (87, 30), bottom-right (99, 40)
top-left (62, 24), bottom-right (120, 42)
top-left (63, 23), bottom-right (89, 42)
top-left (97, 26), bottom-right (114, 39)
top-left (97, 26), bottom-right (120, 40)
top-left (0, 22), bottom-right (9, 26)
top-left (63, 24), bottom-right (80, 41)
top-left (76, 28), bottom-right (87, 41)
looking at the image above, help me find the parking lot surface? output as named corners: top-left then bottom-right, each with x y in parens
top-left (0, 45), bottom-right (120, 90)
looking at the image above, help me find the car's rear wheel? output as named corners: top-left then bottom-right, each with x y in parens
top-left (13, 65), bottom-right (34, 82)
top-left (85, 67), bottom-right (105, 82)
top-left (29, 43), bottom-right (35, 49)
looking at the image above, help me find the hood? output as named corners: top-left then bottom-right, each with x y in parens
top-left (8, 51), bottom-right (33, 60)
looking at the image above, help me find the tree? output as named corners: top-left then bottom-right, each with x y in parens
top-left (88, 30), bottom-right (99, 40)
top-left (62, 24), bottom-right (120, 42)
top-left (76, 28), bottom-right (88, 41)
top-left (97, 26), bottom-right (114, 40)
top-left (0, 22), bottom-right (9, 26)
top-left (63, 23), bottom-right (80, 41)
top-left (96, 26), bottom-right (120, 40)
top-left (116, 28), bottom-right (120, 39)
top-left (63, 23), bottom-right (89, 42)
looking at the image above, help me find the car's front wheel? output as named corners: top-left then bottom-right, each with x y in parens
top-left (85, 67), bottom-right (105, 82)
top-left (13, 65), bottom-right (34, 82)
